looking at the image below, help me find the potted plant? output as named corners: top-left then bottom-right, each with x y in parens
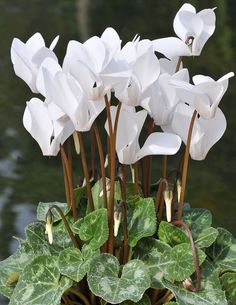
top-left (0, 3), bottom-right (235, 305)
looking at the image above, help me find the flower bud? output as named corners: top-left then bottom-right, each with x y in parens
top-left (45, 211), bottom-right (54, 244)
top-left (183, 277), bottom-right (193, 290)
top-left (163, 186), bottom-right (173, 222)
top-left (104, 154), bottom-right (109, 168)
top-left (99, 180), bottom-right (110, 197)
top-left (73, 131), bottom-right (80, 154)
top-left (114, 210), bottom-right (122, 237)
top-left (177, 178), bottom-right (182, 203)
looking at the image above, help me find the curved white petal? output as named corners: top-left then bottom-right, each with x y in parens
top-left (49, 35), bottom-right (59, 50)
top-left (133, 48), bottom-right (160, 90)
top-left (23, 98), bottom-right (54, 155)
top-left (25, 32), bottom-right (45, 54)
top-left (84, 36), bottom-right (106, 73)
top-left (101, 27), bottom-right (121, 60)
top-left (36, 57), bottom-right (61, 97)
top-left (173, 3), bottom-right (196, 40)
top-left (192, 108), bottom-right (226, 160)
top-left (153, 37), bottom-right (191, 59)
top-left (135, 132), bottom-right (181, 162)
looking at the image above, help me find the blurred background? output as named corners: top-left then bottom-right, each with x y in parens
top-left (0, 0), bottom-right (235, 300)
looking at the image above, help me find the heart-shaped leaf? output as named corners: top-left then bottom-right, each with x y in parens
top-left (220, 272), bottom-right (236, 305)
top-left (72, 208), bottom-right (109, 250)
top-left (37, 202), bottom-right (70, 222)
top-left (134, 238), bottom-right (171, 288)
top-left (207, 228), bottom-right (236, 272)
top-left (127, 197), bottom-right (156, 247)
top-left (88, 253), bottom-right (151, 304)
top-left (9, 255), bottom-right (72, 305)
top-left (160, 243), bottom-right (206, 282)
top-left (58, 245), bottom-right (99, 282)
top-left (158, 221), bottom-right (189, 247)
top-left (182, 209), bottom-right (212, 237)
top-left (163, 260), bottom-right (228, 305)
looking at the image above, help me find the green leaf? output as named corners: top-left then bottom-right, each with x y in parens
top-left (158, 221), bottom-right (189, 247)
top-left (121, 294), bottom-right (151, 305)
top-left (0, 221), bottom-right (73, 299)
top-left (9, 255), bottom-right (72, 305)
top-left (37, 202), bottom-right (70, 222)
top-left (220, 272), bottom-right (236, 305)
top-left (134, 238), bottom-right (171, 288)
top-left (127, 197), bottom-right (157, 247)
top-left (195, 227), bottom-right (218, 248)
top-left (25, 221), bottom-right (72, 255)
top-left (160, 243), bottom-right (206, 282)
top-left (165, 303), bottom-right (179, 305)
top-left (0, 241), bottom-right (29, 298)
top-left (207, 228), bottom-right (236, 272)
top-left (72, 208), bottom-right (109, 250)
top-left (58, 245), bottom-right (99, 282)
top-left (162, 260), bottom-right (228, 305)
top-left (182, 209), bottom-right (212, 236)
top-left (88, 253), bottom-right (151, 304)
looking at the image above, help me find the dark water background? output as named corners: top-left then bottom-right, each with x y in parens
top-left (0, 0), bottom-right (236, 303)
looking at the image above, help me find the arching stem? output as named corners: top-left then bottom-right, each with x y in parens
top-left (47, 205), bottom-right (80, 249)
top-left (177, 110), bottom-right (197, 220)
top-left (77, 131), bottom-right (95, 212)
top-left (93, 123), bottom-right (107, 208)
top-left (60, 146), bottom-right (78, 221)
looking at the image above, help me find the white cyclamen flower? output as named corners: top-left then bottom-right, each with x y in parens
top-left (63, 27), bottom-right (131, 100)
top-left (11, 33), bottom-right (59, 93)
top-left (23, 98), bottom-right (74, 156)
top-left (141, 68), bottom-right (190, 126)
top-left (37, 57), bottom-right (105, 132)
top-left (153, 3), bottom-right (216, 59)
top-left (162, 103), bottom-right (226, 160)
top-left (171, 72), bottom-right (234, 119)
top-left (105, 105), bottom-right (181, 165)
top-left (115, 37), bottom-right (160, 106)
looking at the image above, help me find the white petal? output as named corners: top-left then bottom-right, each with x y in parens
top-left (23, 98), bottom-right (54, 155)
top-left (173, 3), bottom-right (196, 40)
top-left (11, 38), bottom-right (37, 92)
top-left (101, 27), bottom-right (121, 60)
top-left (49, 35), bottom-right (59, 50)
top-left (36, 57), bottom-right (61, 97)
top-left (135, 132), bottom-right (181, 162)
top-left (193, 107), bottom-right (226, 160)
top-left (25, 32), bottom-right (45, 55)
top-left (153, 37), bottom-right (191, 59)
top-left (133, 48), bottom-right (160, 90)
top-left (84, 36), bottom-right (106, 73)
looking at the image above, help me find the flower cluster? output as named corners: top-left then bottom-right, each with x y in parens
top-left (11, 3), bottom-right (233, 162)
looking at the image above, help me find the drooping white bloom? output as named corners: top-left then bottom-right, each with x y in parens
top-left (105, 105), bottom-right (181, 165)
top-left (141, 68), bottom-right (190, 126)
top-left (171, 72), bottom-right (234, 119)
top-left (37, 57), bottom-right (105, 132)
top-left (23, 98), bottom-right (74, 156)
top-left (153, 3), bottom-right (216, 59)
top-left (115, 37), bottom-right (160, 106)
top-left (162, 103), bottom-right (227, 160)
top-left (63, 27), bottom-right (131, 100)
top-left (11, 33), bottom-right (59, 93)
